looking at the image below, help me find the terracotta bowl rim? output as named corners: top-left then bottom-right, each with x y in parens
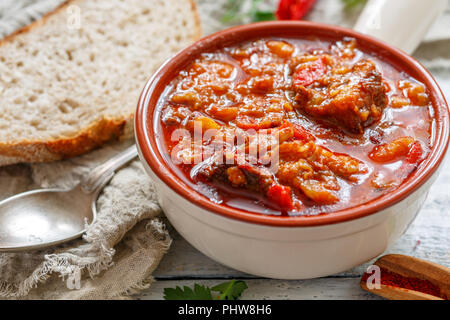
top-left (135, 21), bottom-right (450, 227)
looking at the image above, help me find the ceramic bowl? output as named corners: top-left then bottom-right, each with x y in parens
top-left (135, 22), bottom-right (449, 279)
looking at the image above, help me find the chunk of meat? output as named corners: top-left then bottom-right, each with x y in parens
top-left (277, 141), bottom-right (365, 178)
top-left (234, 97), bottom-right (287, 130)
top-left (317, 147), bottom-right (363, 179)
top-left (277, 157), bottom-right (337, 205)
top-left (227, 167), bottom-right (247, 186)
top-left (190, 60), bottom-right (235, 79)
top-left (390, 95), bottom-right (411, 109)
top-left (299, 180), bottom-right (339, 205)
top-left (236, 113), bottom-right (285, 130)
top-left (235, 165), bottom-right (295, 210)
top-left (247, 76), bottom-right (274, 93)
top-left (194, 151), bottom-right (298, 210)
top-left (238, 164), bottom-right (275, 193)
top-left (369, 137), bottom-right (415, 163)
top-left (266, 40), bottom-right (295, 58)
top-left (168, 60), bottom-right (237, 115)
top-left (398, 80), bottom-right (429, 106)
top-left (275, 140), bottom-right (366, 204)
top-left (171, 91), bottom-right (201, 109)
top-left (208, 106), bottom-right (238, 122)
top-left (186, 116), bottom-right (221, 133)
top-left (293, 58), bottom-right (388, 133)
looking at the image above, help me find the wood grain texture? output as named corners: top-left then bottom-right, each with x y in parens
top-left (137, 278), bottom-right (383, 300)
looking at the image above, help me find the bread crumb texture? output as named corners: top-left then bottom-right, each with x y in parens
top-left (0, 0), bottom-right (201, 165)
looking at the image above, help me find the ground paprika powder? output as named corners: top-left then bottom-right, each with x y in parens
top-left (361, 267), bottom-right (447, 299)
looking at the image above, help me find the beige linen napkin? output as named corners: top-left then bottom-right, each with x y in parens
top-left (0, 140), bottom-right (170, 299)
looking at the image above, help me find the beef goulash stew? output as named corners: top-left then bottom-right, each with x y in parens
top-left (156, 38), bottom-right (433, 216)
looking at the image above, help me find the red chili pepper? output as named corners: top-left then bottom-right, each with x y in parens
top-left (276, 0), bottom-right (317, 20)
top-left (267, 183), bottom-right (294, 210)
top-left (293, 56), bottom-right (327, 87)
top-left (406, 141), bottom-right (423, 164)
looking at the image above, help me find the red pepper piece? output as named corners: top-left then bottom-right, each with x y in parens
top-left (293, 57), bottom-right (327, 87)
top-left (276, 0), bottom-right (317, 20)
top-left (267, 183), bottom-right (294, 210)
top-left (280, 120), bottom-right (315, 141)
top-left (292, 123), bottom-right (315, 141)
top-left (406, 141), bottom-right (423, 164)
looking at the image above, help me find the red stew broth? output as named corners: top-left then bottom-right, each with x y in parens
top-left (155, 37), bottom-right (433, 216)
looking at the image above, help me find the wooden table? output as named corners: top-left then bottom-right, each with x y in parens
top-left (135, 73), bottom-right (450, 300)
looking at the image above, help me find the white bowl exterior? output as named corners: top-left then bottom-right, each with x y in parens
top-left (138, 145), bottom-right (440, 279)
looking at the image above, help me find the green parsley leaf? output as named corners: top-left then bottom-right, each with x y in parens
top-left (222, 0), bottom-right (275, 23)
top-left (341, 0), bottom-right (367, 9)
top-left (163, 284), bottom-right (213, 300)
top-left (212, 280), bottom-right (249, 300)
top-left (253, 11), bottom-right (276, 22)
top-left (163, 280), bottom-right (248, 300)
top-left (221, 0), bottom-right (245, 23)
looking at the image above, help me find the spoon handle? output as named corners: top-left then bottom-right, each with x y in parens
top-left (80, 144), bottom-right (138, 193)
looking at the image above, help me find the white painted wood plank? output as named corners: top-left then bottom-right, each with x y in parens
top-left (136, 278), bottom-right (382, 300)
top-left (154, 223), bottom-right (250, 279)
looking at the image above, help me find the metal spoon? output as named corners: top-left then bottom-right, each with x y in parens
top-left (0, 144), bottom-right (138, 252)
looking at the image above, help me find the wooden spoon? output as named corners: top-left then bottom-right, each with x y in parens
top-left (360, 254), bottom-right (450, 300)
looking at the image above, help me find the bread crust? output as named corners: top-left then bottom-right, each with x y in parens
top-left (0, 117), bottom-right (129, 165)
top-left (0, 0), bottom-right (202, 166)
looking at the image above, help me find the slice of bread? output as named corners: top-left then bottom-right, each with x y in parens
top-left (0, 0), bottom-right (201, 166)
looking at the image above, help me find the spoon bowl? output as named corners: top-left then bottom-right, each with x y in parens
top-left (0, 144), bottom-right (138, 252)
top-left (0, 186), bottom-right (95, 251)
